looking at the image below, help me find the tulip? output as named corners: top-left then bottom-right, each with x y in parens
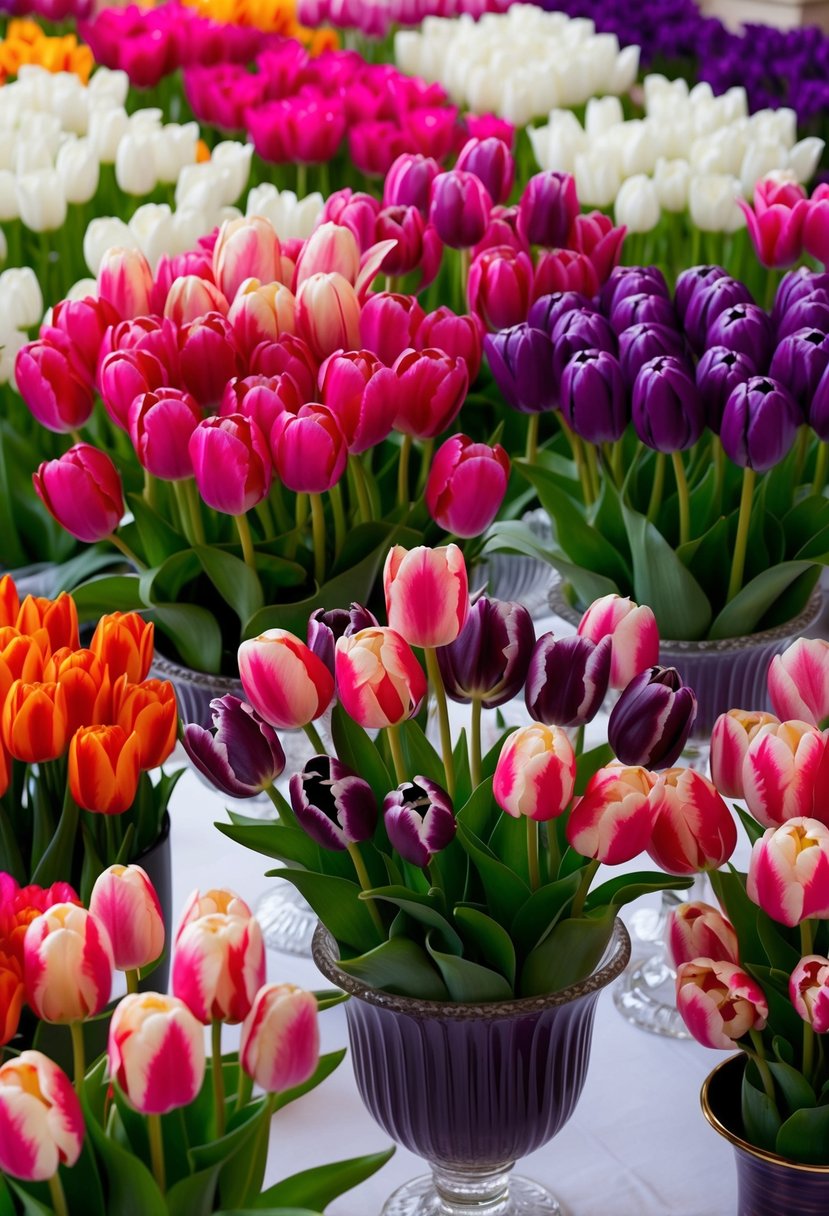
top-left (1, 269), bottom-right (43, 331)
top-left (695, 347), bottom-right (757, 433)
top-left (742, 719), bottom-right (825, 828)
top-left (228, 281), bottom-right (297, 356)
top-left (290, 755), bottom-right (377, 851)
top-left (493, 723), bottom-right (576, 822)
top-left (322, 188), bottom-right (382, 248)
top-left (44, 297), bottom-right (118, 379)
top-left (602, 266), bottom-right (670, 315)
top-left (767, 639), bottom-right (829, 728)
top-left (15, 340), bottom-right (94, 435)
top-left (747, 817), bottom-right (829, 926)
top-left (318, 350), bottom-right (396, 454)
top-left (789, 956), bottom-right (829, 1033)
top-left (739, 197), bottom-right (807, 269)
top-left (429, 170), bottom-right (492, 250)
top-left (176, 889), bottom-right (252, 940)
top-left (33, 445), bottom-right (124, 544)
top-left (668, 902), bottom-right (739, 968)
top-left (240, 984), bottom-right (320, 1094)
top-left (173, 911), bottom-right (265, 1024)
top-left (467, 246), bottom-right (534, 333)
top-left (0, 1052), bottom-right (83, 1182)
top-left (384, 544), bottom-right (468, 650)
top-left (425, 434), bottom-right (509, 539)
top-left (0, 577), bottom-right (20, 630)
top-left (610, 292), bottom-right (678, 335)
top-left (24, 903), bottom-right (113, 1023)
top-left (618, 322), bottom-right (687, 387)
top-left (190, 414), bottom-right (272, 516)
top-left (437, 596), bottom-right (534, 709)
top-left (720, 376), bottom-right (800, 472)
top-left (306, 604), bottom-right (378, 677)
top-left (676, 959), bottom-right (768, 1049)
top-left (335, 627), bottom-right (426, 729)
top-left (15, 593), bottom-right (79, 656)
top-left (99, 349), bottom-right (170, 431)
top-left (183, 695), bottom-right (285, 799)
top-left (97, 247), bottom-right (154, 320)
top-left (706, 303), bottom-right (774, 372)
top-left (89, 865), bottom-right (165, 973)
top-left (709, 709), bottom-right (781, 799)
top-left (525, 633), bottom-right (611, 728)
top-left (68, 725), bottom-right (142, 817)
top-left (47, 648), bottom-right (109, 738)
top-left (238, 628), bottom-right (334, 731)
top-left (608, 666), bottom-right (697, 770)
top-left (633, 356), bottom-right (706, 452)
top-left (360, 292), bottom-right (426, 367)
top-left (518, 173), bottom-right (579, 249)
top-left (647, 767), bottom-right (737, 874)
top-left (392, 348), bottom-right (469, 439)
top-left (249, 332), bottom-right (318, 402)
top-left (2, 681), bottom-right (67, 764)
top-left (771, 269), bottom-right (829, 328)
top-left (768, 328), bottom-right (829, 414)
top-left (569, 211), bottom-right (626, 284)
top-left (577, 593), bottom-right (659, 690)
top-left (108, 993), bottom-right (206, 1115)
top-left (377, 206), bottom-right (442, 288)
top-left (533, 249), bottom-right (599, 300)
top-left (550, 308), bottom-right (617, 385)
top-left (484, 324), bottom-right (556, 414)
top-left (213, 215), bottom-right (281, 303)
top-left (674, 265), bottom-right (729, 323)
top-left (684, 277), bottom-right (754, 354)
top-left (456, 138), bottom-right (515, 206)
top-left (128, 389), bottom-right (203, 482)
top-left (271, 403), bottom-right (348, 495)
top-left (221, 375), bottom-right (298, 437)
top-left (90, 613), bottom-right (154, 684)
top-left (112, 677), bottom-right (177, 771)
top-left (178, 313), bottom-right (242, 409)
top-left (163, 276), bottom-right (229, 327)
top-left (416, 307), bottom-right (483, 381)
top-left (296, 272), bottom-right (361, 361)
top-left (384, 776), bottom-right (456, 867)
top-left (384, 153), bottom-right (441, 214)
top-left (566, 765), bottom-right (655, 864)
top-left (560, 349), bottom-right (628, 444)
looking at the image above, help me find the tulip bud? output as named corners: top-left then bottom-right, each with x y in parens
top-left (228, 281), bottom-right (297, 357)
top-left (602, 266), bottom-right (670, 316)
top-left (720, 375), bottom-right (800, 471)
top-left (190, 414), bottom-right (272, 515)
top-left (416, 307), bottom-right (483, 381)
top-left (789, 955), bottom-right (829, 1033)
top-left (768, 328), bottom-right (829, 413)
top-left (322, 188), bottom-right (382, 247)
top-left (684, 276), bottom-right (754, 354)
top-left (484, 324), bottom-right (556, 414)
top-left (2, 681), bottom-right (68, 764)
top-left (676, 959), bottom-right (768, 1048)
top-left (271, 403), bottom-right (348, 493)
top-left (173, 911), bottom-right (265, 1024)
top-left (179, 312), bottom-right (242, 409)
top-left (112, 677), bottom-right (177, 770)
top-left (493, 723), bottom-right (576, 822)
top-left (384, 544), bottom-right (468, 649)
top-left (710, 709), bottom-right (780, 799)
top-left (429, 170), bottom-right (493, 251)
top-left (306, 604), bottom-right (378, 677)
top-left (213, 215), bottom-right (281, 303)
top-left (525, 633), bottom-right (611, 728)
top-left (550, 308), bottom-right (617, 386)
top-left (438, 596), bottom-right (534, 708)
top-left (768, 639), bottom-right (829, 728)
top-left (647, 767), bottom-right (737, 874)
top-left (319, 350), bottom-right (396, 453)
top-left (747, 817), bottom-right (829, 926)
top-left (633, 356), bottom-right (706, 452)
top-left (33, 445), bottom-right (124, 544)
top-left (238, 628), bottom-right (334, 731)
top-left (240, 984), bottom-right (320, 1093)
top-left (456, 138), bottom-right (515, 206)
top-left (15, 341), bottom-right (94, 434)
top-left (577, 593), bottom-right (659, 691)
top-left (384, 776), bottom-right (456, 867)
top-left (706, 303), bottom-right (773, 372)
top-left (425, 434), bottom-right (510, 538)
top-left (560, 349), bottom-right (628, 444)
top-left (99, 349), bottom-right (169, 431)
top-left (518, 171), bottom-right (579, 248)
top-left (0, 1052), bottom-right (83, 1181)
top-left (392, 348), bottom-right (469, 440)
top-left (376, 206), bottom-right (442, 288)
top-left (250, 332), bottom-right (318, 402)
top-left (24, 903), bottom-right (113, 1023)
top-left (566, 765), bottom-right (655, 864)
top-left (776, 292), bottom-right (829, 342)
top-left (183, 694), bottom-right (285, 799)
top-left (739, 197), bottom-right (807, 270)
top-left (164, 275), bottom-right (230, 326)
top-left (533, 249), bottom-right (599, 300)
top-left (290, 755), bottom-right (378, 851)
top-left (335, 627), bottom-right (426, 729)
top-left (97, 247), bottom-right (154, 320)
top-left (89, 864), bottom-right (165, 972)
top-left (69, 724), bottom-right (142, 816)
top-left (384, 153), bottom-right (440, 215)
top-left (467, 246), bottom-right (534, 332)
top-left (668, 902), bottom-right (739, 968)
top-left (360, 292), bottom-right (426, 368)
top-left (569, 211), bottom-right (626, 284)
top-left (609, 292), bottom-right (677, 335)
top-left (296, 272), bottom-right (360, 361)
top-left (129, 388), bottom-right (203, 481)
top-left (695, 347), bottom-right (757, 433)
top-left (90, 612), bottom-right (154, 683)
top-left (618, 321), bottom-right (687, 387)
top-left (176, 889), bottom-right (252, 940)
top-left (108, 993), bottom-right (206, 1114)
top-left (608, 666), bottom-right (697, 769)
top-left (742, 719), bottom-right (826, 829)
top-left (674, 266), bottom-right (729, 324)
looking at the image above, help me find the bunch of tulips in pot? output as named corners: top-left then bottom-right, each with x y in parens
top-left (672, 635), bottom-right (829, 1167)
top-left (183, 541), bottom-right (754, 1003)
top-left (485, 251), bottom-right (829, 643)
top-left (0, 574), bottom-right (178, 900)
top-left (0, 864), bottom-right (391, 1215)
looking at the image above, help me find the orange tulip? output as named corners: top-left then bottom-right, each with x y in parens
top-left (45, 648), bottom-right (111, 736)
top-left (90, 613), bottom-right (154, 683)
top-left (0, 628), bottom-right (43, 705)
top-left (0, 577), bottom-right (19, 629)
top-left (0, 952), bottom-right (24, 1047)
top-left (1, 681), bottom-right (68, 764)
top-left (0, 742), bottom-right (9, 799)
top-left (68, 725), bottom-right (141, 815)
top-left (112, 677), bottom-right (177, 770)
top-left (16, 593), bottom-right (79, 657)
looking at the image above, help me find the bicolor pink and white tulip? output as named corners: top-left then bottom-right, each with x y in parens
top-left (335, 627), bottom-right (426, 729)
top-left (668, 901), bottom-right (739, 968)
top-left (676, 959), bottom-right (768, 1049)
top-left (176, 888), bottom-right (253, 942)
top-left (172, 911), bottom-right (265, 1025)
top-left (746, 817), bottom-right (829, 927)
top-left (383, 544), bottom-right (469, 649)
top-left (108, 992), bottom-right (206, 1114)
top-left (24, 903), bottom-right (113, 1024)
top-left (576, 594), bottom-right (659, 690)
top-left (647, 768), bottom-right (737, 875)
top-left (789, 955), bottom-right (829, 1033)
top-left (742, 719), bottom-right (826, 828)
top-left (768, 638), bottom-right (829, 728)
top-left (709, 709), bottom-right (780, 799)
top-left (566, 765), bottom-right (655, 864)
top-left (213, 216), bottom-right (282, 303)
top-left (240, 983), bottom-right (320, 1094)
top-left (0, 1052), bottom-right (83, 1181)
top-left (238, 628), bottom-right (334, 730)
top-left (493, 723), bottom-right (576, 823)
top-left (89, 864), bottom-right (165, 973)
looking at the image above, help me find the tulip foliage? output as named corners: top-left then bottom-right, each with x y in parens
top-left (673, 636), bottom-right (829, 1165)
top-left (212, 543), bottom-right (725, 1003)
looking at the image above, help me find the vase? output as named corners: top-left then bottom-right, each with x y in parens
top-left (702, 1054), bottom-right (829, 1216)
top-left (479, 509), bottom-right (556, 615)
top-left (312, 920), bottom-right (630, 1216)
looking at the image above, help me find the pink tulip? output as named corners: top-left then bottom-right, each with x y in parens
top-left (768, 638), bottom-right (829, 727)
top-left (348, 120), bottom-right (410, 179)
top-left (33, 444), bottom-right (124, 543)
top-left (228, 281), bottom-right (297, 356)
top-left (375, 206), bottom-right (442, 288)
top-left (742, 720), bottom-right (826, 828)
top-left (97, 247), bottom-right (154, 320)
top-left (425, 433), bottom-right (509, 538)
top-left (221, 374), bottom-right (299, 436)
top-left (173, 911), bottom-right (265, 1024)
top-left (151, 249), bottom-right (215, 315)
top-left (335, 626), bottom-right (426, 729)
top-left (213, 215), bottom-right (282, 303)
top-left (318, 350), bottom-right (396, 453)
top-left (24, 903), bottom-right (113, 1023)
top-left (164, 275), bottom-right (230, 326)
top-left (129, 388), bottom-right (203, 481)
top-left (15, 341), bottom-right (95, 434)
top-left (738, 198), bottom-right (808, 269)
top-left (747, 816), bottom-right (829, 926)
top-left (240, 983), bottom-right (320, 1093)
top-left (803, 197), bottom-right (829, 267)
top-left (178, 312), bottom-right (242, 408)
top-left (238, 628), bottom-right (334, 730)
top-left (384, 543), bottom-right (469, 648)
top-left (676, 959), bottom-right (768, 1049)
top-left (99, 348), bottom-right (169, 430)
top-left (668, 901), bottom-right (739, 968)
top-left (709, 709), bottom-right (780, 799)
top-left (566, 765), bottom-right (655, 863)
top-left (456, 137), bottom-right (515, 206)
top-left (96, 316), bottom-right (179, 383)
top-left (176, 888), bottom-right (253, 942)
top-left (0, 1052), bottom-right (83, 1181)
top-left (383, 152), bottom-right (440, 215)
top-left (360, 292), bottom-right (426, 367)
top-left (429, 170), bottom-right (492, 250)
top-left (296, 272), bottom-right (361, 361)
top-left (295, 222), bottom-right (361, 289)
top-left (320, 188), bottom-right (381, 249)
top-left (189, 414), bottom-right (272, 515)
top-left (249, 332), bottom-right (318, 402)
top-left (494, 723), bottom-right (576, 823)
top-left (416, 307), bottom-right (483, 381)
top-left (270, 403), bottom-right (348, 494)
top-left (44, 296), bottom-right (120, 380)
top-left (467, 246), bottom-right (534, 332)
top-left (789, 955), bottom-right (829, 1033)
top-left (89, 864), bottom-right (165, 973)
top-left (577, 593), bottom-right (660, 690)
top-left (392, 347), bottom-right (469, 439)
top-left (108, 993), bottom-right (205, 1114)
top-left (647, 767), bottom-right (737, 874)
top-left (568, 212), bottom-right (626, 284)
top-left (533, 248), bottom-right (600, 300)
top-left (755, 177), bottom-right (807, 213)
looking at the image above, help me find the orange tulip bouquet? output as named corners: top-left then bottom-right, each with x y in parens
top-left (0, 574), bottom-right (179, 899)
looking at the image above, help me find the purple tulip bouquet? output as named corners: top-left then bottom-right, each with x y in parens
top-left (485, 261), bottom-right (829, 641)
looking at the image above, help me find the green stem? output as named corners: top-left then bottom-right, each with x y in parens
top-left (296, 161), bottom-right (307, 198)
top-left (346, 842), bottom-right (385, 938)
top-left (585, 442), bottom-right (600, 502)
top-left (350, 455), bottom-right (373, 522)
top-left (425, 648), bottom-right (455, 799)
top-left (234, 513), bottom-right (257, 572)
top-left (269, 480), bottom-right (292, 533)
top-left (126, 968), bottom-right (139, 994)
top-left (309, 493), bottom-right (326, 586)
top-left (183, 478), bottom-right (206, 545)
top-left (107, 533), bottom-right (145, 570)
top-left (794, 424), bottom-right (810, 484)
top-left (69, 1022), bottom-right (85, 1095)
top-left (104, 813), bottom-right (118, 866)
top-left (212, 1019), bottom-right (225, 1137)
top-left (470, 698), bottom-right (483, 789)
top-left (147, 1113), bottom-right (166, 1194)
top-left (295, 492), bottom-right (309, 530)
top-left (525, 413), bottom-right (540, 464)
top-left (48, 1173), bottom-right (69, 1216)
top-left (173, 479), bottom-right (195, 545)
top-left (527, 817), bottom-right (540, 891)
top-left (329, 483), bottom-right (346, 557)
top-left (397, 434), bottom-right (413, 507)
top-left (546, 821), bottom-right (561, 879)
top-left (801, 921), bottom-right (816, 1082)
top-left (143, 469), bottom-right (158, 509)
top-left (386, 723), bottom-right (407, 785)
top-left (571, 859), bottom-right (600, 919)
top-left (671, 450), bottom-right (691, 546)
top-left (748, 1030), bottom-right (776, 1105)
top-left (611, 439), bottom-right (624, 487)
top-left (303, 720), bottom-right (326, 754)
top-left (727, 466), bottom-right (756, 602)
top-left (646, 452), bottom-right (666, 523)
top-left (264, 783), bottom-right (292, 827)
top-left (415, 439), bottom-right (435, 496)
top-left (459, 246), bottom-right (471, 310)
top-left (712, 434), bottom-right (725, 502)
top-left (236, 1067), bottom-right (254, 1111)
top-left (813, 443), bottom-right (829, 495)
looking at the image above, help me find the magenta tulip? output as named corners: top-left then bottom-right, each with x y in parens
top-left (189, 414), bottom-right (272, 515)
top-left (270, 403), bottom-right (347, 493)
top-left (33, 444), bottom-right (124, 543)
top-left (384, 544), bottom-right (469, 649)
top-left (335, 627), bottom-right (426, 729)
top-left (359, 292), bottom-right (425, 367)
top-left (429, 170), bottom-right (492, 249)
top-left (238, 628), bottom-right (334, 730)
top-left (668, 901), bottom-right (739, 968)
top-left (128, 388), bottom-right (203, 481)
top-left (425, 434), bottom-right (509, 538)
top-left (467, 246), bottom-right (534, 332)
top-left (768, 639), bottom-right (829, 728)
top-left (99, 348), bottom-right (169, 431)
top-left (392, 347), bottom-right (469, 439)
top-left (416, 307), bottom-right (483, 380)
top-left (15, 341), bottom-right (94, 433)
top-left (89, 864), bottom-right (165, 973)
top-left (647, 767), bottom-right (737, 874)
top-left (318, 349), bottom-right (396, 453)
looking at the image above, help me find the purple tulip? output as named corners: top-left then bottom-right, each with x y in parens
top-left (772, 268), bottom-right (829, 330)
top-left (720, 376), bottom-right (801, 472)
top-left (289, 755), bottom-right (378, 851)
top-left (525, 633), bottom-right (611, 728)
top-left (484, 323), bottom-right (556, 413)
top-left (528, 291), bottom-right (592, 337)
top-left (307, 603), bottom-right (379, 676)
top-left (429, 169), bottom-right (492, 249)
top-left (600, 265), bottom-right (670, 316)
top-left (809, 363), bottom-right (829, 440)
top-left (684, 277), bottom-right (753, 354)
top-left (551, 307), bottom-right (616, 384)
top-left (518, 171), bottom-right (579, 248)
top-left (560, 348), bottom-right (628, 443)
top-left (632, 355), bottom-right (706, 452)
top-left (705, 303), bottom-right (773, 372)
top-left (608, 666), bottom-right (697, 769)
top-left (384, 153), bottom-right (441, 215)
top-left (437, 595), bottom-right (535, 707)
top-left (695, 346), bottom-right (757, 433)
top-left (768, 328), bottom-right (829, 414)
top-left (182, 695), bottom-right (285, 798)
top-left (776, 292), bottom-right (829, 341)
top-left (674, 265), bottom-right (729, 324)
top-left (610, 292), bottom-right (678, 335)
top-left (456, 137), bottom-right (515, 206)
top-left (618, 321), bottom-right (687, 386)
top-left (384, 776), bottom-right (456, 868)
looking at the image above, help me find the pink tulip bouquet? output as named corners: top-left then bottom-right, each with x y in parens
top-left (673, 637), bottom-right (829, 1164)
top-left (199, 541), bottom-right (748, 1003)
top-left (0, 866), bottom-right (390, 1215)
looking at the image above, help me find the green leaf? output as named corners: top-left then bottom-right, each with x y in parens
top-left (709, 561), bottom-right (818, 640)
top-left (734, 804), bottom-right (765, 846)
top-left (81, 1090), bottom-right (167, 1216)
top-left (453, 906), bottom-right (516, 986)
top-left (128, 492), bottom-right (187, 565)
top-left (31, 795), bottom-right (78, 888)
top-left (337, 937), bottom-right (448, 999)
top-left (254, 1150), bottom-right (394, 1210)
top-left (398, 718), bottom-right (445, 788)
top-left (189, 1101), bottom-right (268, 1172)
top-left (775, 1104), bottom-right (829, 1164)
top-left (330, 703), bottom-right (392, 806)
top-left (520, 911), bottom-right (615, 997)
top-left (140, 550), bottom-right (202, 605)
top-left (195, 546), bottom-right (264, 627)
top-left (166, 1167), bottom-right (221, 1216)
top-left (709, 868), bottom-right (764, 967)
top-left (781, 493), bottom-right (829, 555)
top-left (456, 776), bottom-right (498, 840)
top-left (510, 871), bottom-right (582, 955)
top-left (4, 1181), bottom-right (53, 1216)
top-left (742, 1065), bottom-right (782, 1153)
top-left (585, 872), bottom-right (692, 913)
top-left (455, 821), bottom-right (530, 926)
top-left (426, 931), bottom-right (514, 1001)
top-left (767, 1060), bottom-right (816, 1116)
top-left (0, 1178), bottom-right (16, 1216)
top-left (621, 501), bottom-right (712, 640)
top-left (148, 602), bottom-right (223, 674)
top-left (574, 742), bottom-right (614, 796)
top-left (216, 822), bottom-right (321, 871)
top-left (365, 886), bottom-right (463, 954)
top-left (756, 916), bottom-right (801, 974)
top-left (484, 521), bottom-right (620, 606)
top-left (71, 573), bottom-right (145, 618)
top-left (269, 869), bottom-right (382, 952)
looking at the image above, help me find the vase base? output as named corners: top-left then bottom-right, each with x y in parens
top-left (613, 952), bottom-right (690, 1039)
top-left (255, 881), bottom-right (316, 956)
top-left (381, 1174), bottom-right (564, 1216)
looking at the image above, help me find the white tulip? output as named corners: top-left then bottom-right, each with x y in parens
top-left (16, 169), bottom-right (67, 232)
top-left (55, 137), bottom-right (99, 205)
top-left (788, 137), bottom-right (825, 184)
top-left (168, 206), bottom-right (213, 256)
top-left (0, 328), bottom-right (28, 388)
top-left (128, 203), bottom-right (175, 268)
top-left (86, 67), bottom-right (130, 109)
top-left (129, 108), bottom-right (163, 132)
top-left (574, 146), bottom-right (621, 208)
top-left (14, 139), bottom-right (54, 177)
top-left (644, 73), bottom-right (688, 115)
top-left (210, 141), bottom-right (254, 203)
top-left (608, 43), bottom-right (640, 94)
top-left (151, 123), bottom-right (199, 184)
top-left (529, 109), bottom-right (586, 175)
top-left (0, 171), bottom-right (18, 221)
top-left (585, 95), bottom-right (624, 138)
top-left (65, 277), bottom-right (99, 302)
top-left (748, 108), bottom-right (797, 147)
top-left (688, 173), bottom-right (744, 233)
top-left (0, 268), bottom-right (43, 329)
top-left (740, 140), bottom-right (788, 196)
top-left (618, 119), bottom-right (659, 177)
top-left (83, 216), bottom-right (137, 275)
top-left (246, 185), bottom-right (323, 240)
top-left (614, 174), bottom-right (660, 233)
top-left (49, 74), bottom-right (89, 136)
top-left (654, 158), bottom-right (691, 212)
top-left (653, 115), bottom-right (695, 160)
top-left (115, 131), bottom-right (158, 196)
top-left (690, 127), bottom-right (746, 177)
top-left (721, 87), bottom-right (748, 124)
top-left (0, 133), bottom-right (16, 172)
top-left (88, 106), bottom-right (130, 163)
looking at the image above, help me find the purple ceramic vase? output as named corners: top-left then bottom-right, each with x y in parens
top-left (312, 920), bottom-right (630, 1215)
top-left (702, 1055), bottom-right (829, 1216)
